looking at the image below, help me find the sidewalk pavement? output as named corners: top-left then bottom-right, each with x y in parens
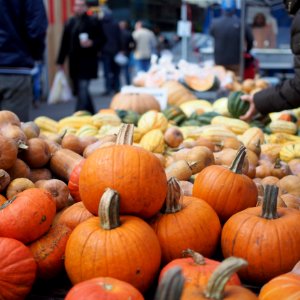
top-left (29, 75), bottom-right (114, 121)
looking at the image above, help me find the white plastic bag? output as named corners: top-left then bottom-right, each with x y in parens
top-left (47, 70), bottom-right (73, 104)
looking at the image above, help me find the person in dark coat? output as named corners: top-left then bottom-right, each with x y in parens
top-left (240, 0), bottom-right (300, 121)
top-left (119, 20), bottom-right (136, 85)
top-left (100, 7), bottom-right (122, 95)
top-left (209, 0), bottom-right (253, 76)
top-left (0, 0), bottom-right (47, 121)
top-left (56, 0), bottom-right (105, 114)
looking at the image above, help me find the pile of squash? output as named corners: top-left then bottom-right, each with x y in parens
top-left (1, 81), bottom-right (300, 299)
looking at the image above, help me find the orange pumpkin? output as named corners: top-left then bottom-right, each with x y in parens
top-left (29, 224), bottom-right (71, 279)
top-left (156, 257), bottom-right (257, 300)
top-left (68, 159), bottom-right (85, 203)
top-left (0, 237), bottom-right (37, 299)
top-left (65, 277), bottom-right (144, 300)
top-left (150, 178), bottom-right (221, 264)
top-left (0, 188), bottom-right (56, 243)
top-left (259, 261), bottom-right (300, 300)
top-left (65, 189), bottom-right (161, 292)
top-left (221, 185), bottom-right (300, 285)
top-left (159, 249), bottom-right (241, 289)
top-left (193, 146), bottom-right (257, 223)
top-left (79, 124), bottom-right (167, 218)
top-left (56, 201), bottom-right (94, 230)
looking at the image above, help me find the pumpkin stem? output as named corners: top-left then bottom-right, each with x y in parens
top-left (163, 177), bottom-right (182, 214)
top-left (0, 196), bottom-right (17, 210)
top-left (99, 188), bottom-right (121, 230)
top-left (182, 249), bottom-right (206, 265)
top-left (154, 266), bottom-right (185, 300)
top-left (261, 185), bottom-right (279, 220)
top-left (116, 124), bottom-right (134, 145)
top-left (188, 161), bottom-right (201, 175)
top-left (204, 257), bottom-right (248, 300)
top-left (274, 158), bottom-right (282, 169)
top-left (229, 146), bottom-right (246, 174)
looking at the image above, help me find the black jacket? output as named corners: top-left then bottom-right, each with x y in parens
top-left (0, 0), bottom-right (47, 69)
top-left (210, 14), bottom-right (253, 66)
top-left (57, 14), bottom-right (105, 80)
top-left (101, 14), bottom-right (122, 57)
top-left (254, 9), bottom-right (300, 114)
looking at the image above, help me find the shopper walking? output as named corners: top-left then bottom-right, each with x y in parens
top-left (240, 0), bottom-right (300, 121)
top-left (0, 0), bottom-right (48, 121)
top-left (132, 21), bottom-right (157, 73)
top-left (57, 0), bottom-right (105, 114)
top-left (209, 0), bottom-right (253, 76)
top-left (100, 7), bottom-right (122, 95)
top-left (119, 20), bottom-right (136, 85)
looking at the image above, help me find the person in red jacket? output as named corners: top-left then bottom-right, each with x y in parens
top-left (241, 0), bottom-right (300, 121)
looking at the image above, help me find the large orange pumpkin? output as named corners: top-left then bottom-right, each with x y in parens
top-left (79, 124), bottom-right (167, 218)
top-left (0, 188), bottom-right (56, 244)
top-left (193, 146), bottom-right (257, 223)
top-left (259, 261), bottom-right (300, 300)
top-left (0, 237), bottom-right (37, 300)
top-left (150, 178), bottom-right (221, 264)
top-left (221, 185), bottom-right (300, 285)
top-left (65, 188), bottom-right (161, 293)
top-left (65, 277), bottom-right (144, 300)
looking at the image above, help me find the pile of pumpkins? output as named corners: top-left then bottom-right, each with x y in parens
top-left (0, 80), bottom-right (300, 299)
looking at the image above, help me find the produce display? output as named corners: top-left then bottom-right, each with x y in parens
top-left (1, 71), bottom-right (300, 299)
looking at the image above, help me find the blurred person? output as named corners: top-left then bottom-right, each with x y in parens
top-left (0, 0), bottom-right (47, 121)
top-left (57, 0), bottom-right (105, 114)
top-left (240, 0), bottom-right (300, 121)
top-left (209, 0), bottom-right (253, 76)
top-left (252, 12), bottom-right (276, 48)
top-left (32, 61), bottom-right (44, 109)
top-left (119, 20), bottom-right (136, 85)
top-left (132, 21), bottom-right (157, 72)
top-left (99, 7), bottom-right (122, 95)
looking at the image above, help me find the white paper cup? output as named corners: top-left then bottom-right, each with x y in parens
top-left (79, 33), bottom-right (88, 42)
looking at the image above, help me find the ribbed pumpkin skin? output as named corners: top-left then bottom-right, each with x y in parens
top-left (0, 188), bottom-right (56, 243)
top-left (29, 224), bottom-right (71, 279)
top-left (159, 255), bottom-right (241, 289)
top-left (221, 207), bottom-right (300, 285)
top-left (79, 145), bottom-right (167, 218)
top-left (0, 237), bottom-right (37, 300)
top-left (65, 215), bottom-right (161, 292)
top-left (227, 91), bottom-right (249, 118)
top-left (110, 93), bottom-right (161, 114)
top-left (192, 165), bottom-right (257, 223)
top-left (65, 277), bottom-right (144, 300)
top-left (259, 272), bottom-right (300, 300)
top-left (150, 197), bottom-right (221, 264)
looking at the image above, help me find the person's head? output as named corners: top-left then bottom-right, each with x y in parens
top-left (284, 0), bottom-right (300, 15)
top-left (253, 13), bottom-right (266, 27)
top-left (135, 21), bottom-right (143, 30)
top-left (119, 20), bottom-right (129, 30)
top-left (221, 0), bottom-right (236, 15)
top-left (73, 0), bottom-right (87, 16)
